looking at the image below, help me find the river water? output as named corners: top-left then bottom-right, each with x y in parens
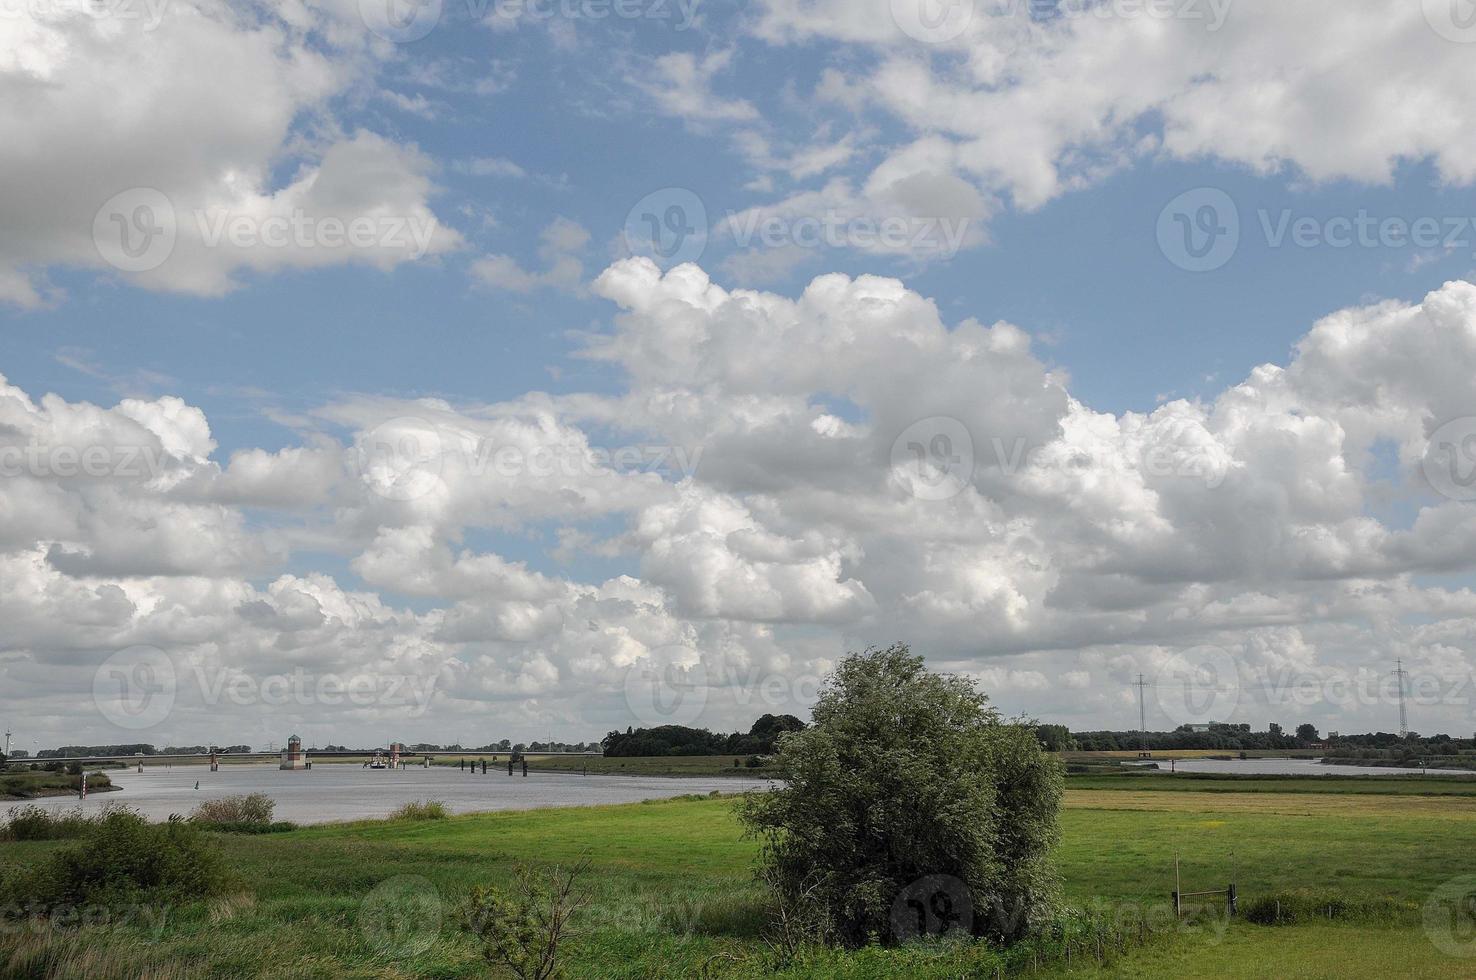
top-left (1151, 757), bottom-right (1456, 777)
top-left (11, 764), bottom-right (775, 825)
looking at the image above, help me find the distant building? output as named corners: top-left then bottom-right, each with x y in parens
top-left (1186, 722), bottom-right (1218, 733)
top-left (280, 734), bottom-right (308, 770)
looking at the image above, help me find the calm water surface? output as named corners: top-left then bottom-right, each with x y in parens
top-left (16, 764), bottom-right (775, 824)
top-left (1158, 757), bottom-right (1456, 777)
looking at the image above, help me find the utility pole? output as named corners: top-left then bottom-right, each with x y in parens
top-left (1393, 660), bottom-right (1410, 738)
top-left (1133, 674), bottom-right (1150, 753)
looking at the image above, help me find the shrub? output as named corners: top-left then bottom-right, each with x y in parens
top-left (463, 859), bottom-right (589, 980)
top-left (2, 804), bottom-right (102, 841)
top-left (389, 799), bottom-right (449, 821)
top-left (738, 643), bottom-right (1063, 948)
top-left (189, 793), bottom-right (275, 825)
top-left (2, 809), bottom-right (232, 911)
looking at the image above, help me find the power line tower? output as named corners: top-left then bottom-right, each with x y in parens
top-left (1392, 660), bottom-right (1409, 738)
top-left (1133, 674), bottom-right (1150, 753)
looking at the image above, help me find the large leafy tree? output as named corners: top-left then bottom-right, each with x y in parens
top-left (738, 643), bottom-right (1062, 947)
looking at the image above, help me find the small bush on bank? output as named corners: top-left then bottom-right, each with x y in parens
top-left (2, 809), bottom-right (232, 911)
top-left (189, 793), bottom-right (275, 825)
top-left (390, 799), bottom-right (448, 821)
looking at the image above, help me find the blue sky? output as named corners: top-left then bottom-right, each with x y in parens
top-left (5, 1), bottom-right (1476, 746)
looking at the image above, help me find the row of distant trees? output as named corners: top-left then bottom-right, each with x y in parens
top-left (1053, 723), bottom-right (1476, 757)
top-left (1065, 722), bottom-right (1324, 752)
top-left (602, 714), bottom-right (807, 757)
top-left (16, 741), bottom-right (603, 761)
top-left (33, 744), bottom-right (252, 758)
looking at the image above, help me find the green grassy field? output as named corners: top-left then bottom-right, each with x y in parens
top-left (1066, 770), bottom-right (1476, 796)
top-left (2, 778), bottom-right (1473, 978)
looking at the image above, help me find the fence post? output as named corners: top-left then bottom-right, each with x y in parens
top-left (1227, 882), bottom-right (1237, 917)
top-left (1174, 851), bottom-right (1182, 918)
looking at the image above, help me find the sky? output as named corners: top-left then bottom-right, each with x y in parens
top-left (4, 0), bottom-right (1476, 751)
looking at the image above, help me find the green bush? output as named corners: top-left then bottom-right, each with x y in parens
top-left (2, 809), bottom-right (232, 911)
top-left (738, 643), bottom-right (1063, 947)
top-left (189, 793), bottom-right (275, 825)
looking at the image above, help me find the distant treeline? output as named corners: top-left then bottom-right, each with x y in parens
top-left (602, 714), bottom-right (806, 757)
top-left (35, 744), bottom-right (252, 758)
top-left (1061, 724), bottom-right (1476, 757)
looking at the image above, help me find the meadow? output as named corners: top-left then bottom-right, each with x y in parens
top-left (1, 770), bottom-right (1473, 978)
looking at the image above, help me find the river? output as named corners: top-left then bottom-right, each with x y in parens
top-left (10, 764), bottom-right (775, 825)
top-left (1153, 757), bottom-right (1458, 777)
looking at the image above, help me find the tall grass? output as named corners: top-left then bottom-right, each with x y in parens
top-left (2, 803), bottom-right (119, 841)
top-left (389, 799), bottom-right (449, 821)
top-left (1241, 890), bottom-right (1418, 925)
